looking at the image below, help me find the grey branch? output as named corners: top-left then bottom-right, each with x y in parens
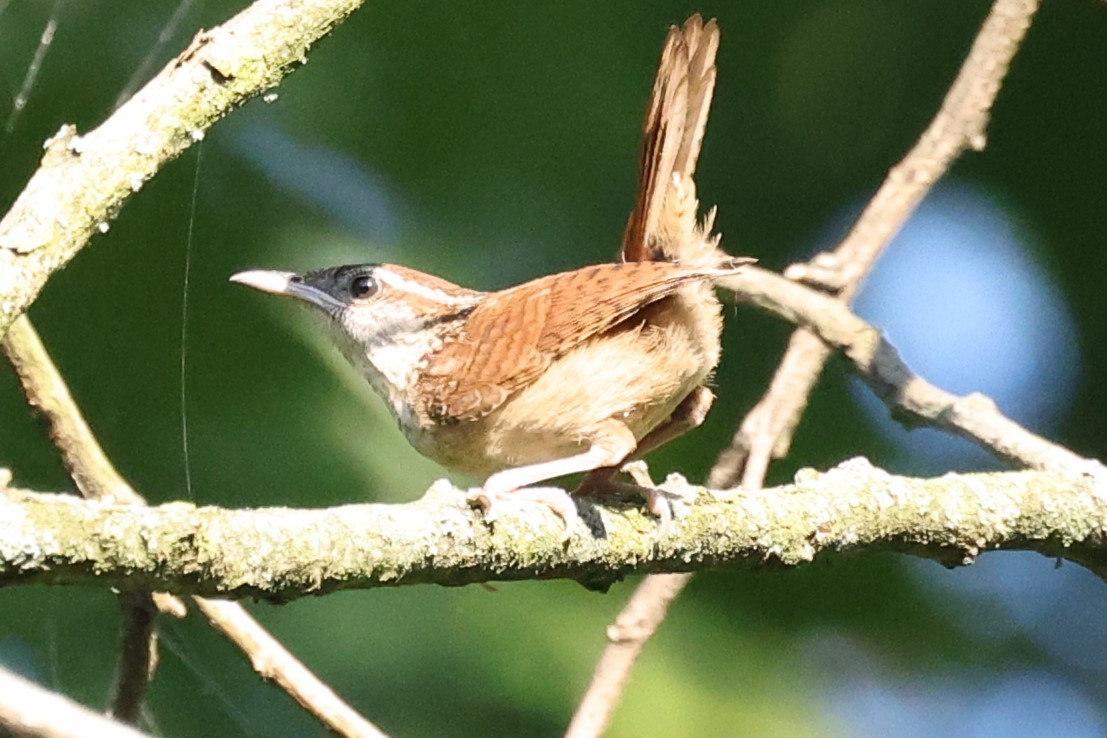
top-left (0, 0), bottom-right (367, 338)
top-left (0, 663), bottom-right (151, 738)
top-left (3, 461), bottom-right (1106, 596)
top-left (714, 0), bottom-right (1041, 489)
top-left (3, 315), bottom-right (387, 737)
top-left (723, 267), bottom-right (1104, 477)
top-left (577, 2), bottom-right (1046, 734)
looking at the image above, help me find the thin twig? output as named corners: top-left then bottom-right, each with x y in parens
top-left (1, 315), bottom-right (388, 738)
top-left (2, 316), bottom-right (143, 504)
top-left (567, 1), bottom-right (1042, 734)
top-left (194, 599), bottom-right (390, 738)
top-left (719, 0), bottom-right (1041, 487)
top-left (0, 663), bottom-right (152, 738)
top-left (3, 0), bottom-right (62, 136)
top-left (724, 267), bottom-right (1103, 476)
top-left (565, 575), bottom-right (690, 738)
top-left (110, 593), bottom-right (159, 724)
top-left (112, 0), bottom-right (199, 111)
top-left (709, 330), bottom-right (831, 489)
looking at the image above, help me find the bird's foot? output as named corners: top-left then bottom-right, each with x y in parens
top-left (577, 461), bottom-right (673, 537)
top-left (467, 485), bottom-right (579, 541)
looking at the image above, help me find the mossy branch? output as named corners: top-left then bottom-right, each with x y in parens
top-left (0, 0), bottom-right (367, 338)
top-left (3, 460), bottom-right (1105, 599)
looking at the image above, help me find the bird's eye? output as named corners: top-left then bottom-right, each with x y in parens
top-left (350, 274), bottom-right (378, 299)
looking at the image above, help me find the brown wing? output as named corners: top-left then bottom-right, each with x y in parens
top-left (417, 261), bottom-right (722, 423)
top-left (622, 15), bottom-right (720, 263)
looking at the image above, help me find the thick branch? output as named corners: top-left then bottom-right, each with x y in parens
top-left (3, 463), bottom-right (1105, 595)
top-left (0, 0), bottom-right (366, 337)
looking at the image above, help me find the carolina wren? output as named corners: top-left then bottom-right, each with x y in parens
top-left (231, 15), bottom-right (752, 531)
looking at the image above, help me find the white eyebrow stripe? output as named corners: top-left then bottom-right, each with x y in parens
top-left (373, 267), bottom-right (476, 307)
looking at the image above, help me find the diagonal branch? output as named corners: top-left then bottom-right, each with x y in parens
top-left (3, 316), bottom-right (181, 724)
top-left (191, 598), bottom-right (389, 738)
top-left (0, 0), bottom-right (367, 339)
top-left (564, 573), bottom-right (690, 738)
top-left (570, 2), bottom-right (1042, 734)
top-left (724, 267), bottom-right (1103, 476)
top-left (718, 0), bottom-right (1042, 489)
top-left (0, 663), bottom-right (152, 738)
top-left (1, 315), bottom-right (387, 738)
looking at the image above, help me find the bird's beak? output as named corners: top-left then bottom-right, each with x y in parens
top-left (230, 270), bottom-right (297, 295)
top-left (230, 270), bottom-right (344, 312)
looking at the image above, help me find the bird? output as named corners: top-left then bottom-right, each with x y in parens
top-left (231, 15), bottom-right (751, 534)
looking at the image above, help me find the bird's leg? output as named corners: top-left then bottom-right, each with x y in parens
top-left (632, 386), bottom-right (715, 459)
top-left (468, 420), bottom-right (638, 537)
top-left (577, 386), bottom-right (714, 531)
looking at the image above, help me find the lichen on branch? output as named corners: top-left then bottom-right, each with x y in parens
top-left (2, 460), bottom-right (1105, 599)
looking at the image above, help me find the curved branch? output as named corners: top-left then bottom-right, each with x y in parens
top-left (724, 267), bottom-right (1104, 476)
top-left (0, 0), bottom-right (366, 338)
top-left (2, 463), bottom-right (1105, 596)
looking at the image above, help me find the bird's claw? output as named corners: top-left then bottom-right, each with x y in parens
top-left (467, 485), bottom-right (579, 541)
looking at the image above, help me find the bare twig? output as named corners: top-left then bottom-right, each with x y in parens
top-left (709, 330), bottom-right (832, 489)
top-left (719, 0), bottom-right (1040, 488)
top-left (724, 267), bottom-right (1103, 476)
top-left (2, 317), bottom-right (144, 504)
top-left (0, 0), bottom-right (368, 339)
top-left (3, 0), bottom-right (61, 137)
top-left (1, 315), bottom-right (388, 738)
top-left (568, 1), bottom-right (1042, 734)
top-left (194, 599), bottom-right (390, 738)
top-left (565, 575), bottom-right (690, 738)
top-left (2, 315), bottom-right (180, 724)
top-left (0, 663), bottom-right (151, 738)
top-left (109, 593), bottom-right (159, 724)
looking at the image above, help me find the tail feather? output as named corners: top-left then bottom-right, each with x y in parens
top-left (672, 14), bottom-right (719, 180)
top-left (622, 15), bottom-right (722, 267)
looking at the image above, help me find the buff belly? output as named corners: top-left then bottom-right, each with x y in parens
top-left (409, 286), bottom-right (723, 478)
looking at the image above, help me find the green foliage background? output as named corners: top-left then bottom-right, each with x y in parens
top-left (1, 1), bottom-right (1105, 736)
